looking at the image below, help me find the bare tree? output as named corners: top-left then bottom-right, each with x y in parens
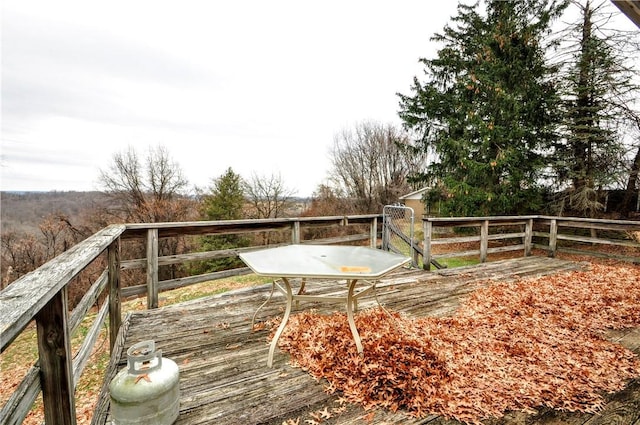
top-left (243, 172), bottom-right (297, 219)
top-left (300, 184), bottom-right (360, 241)
top-left (1, 212), bottom-right (91, 287)
top-left (329, 121), bottom-right (427, 213)
top-left (1, 231), bottom-right (45, 284)
top-left (99, 145), bottom-right (193, 223)
top-left (303, 184), bottom-right (357, 217)
top-left (39, 213), bottom-right (88, 257)
top-left (99, 144), bottom-right (197, 281)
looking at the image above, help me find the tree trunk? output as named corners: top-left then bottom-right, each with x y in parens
top-left (622, 144), bottom-right (640, 217)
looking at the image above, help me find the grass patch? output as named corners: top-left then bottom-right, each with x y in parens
top-left (157, 273), bottom-right (273, 307)
top-left (436, 256), bottom-right (480, 268)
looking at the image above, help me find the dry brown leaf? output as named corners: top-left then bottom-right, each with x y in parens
top-left (273, 262), bottom-right (640, 424)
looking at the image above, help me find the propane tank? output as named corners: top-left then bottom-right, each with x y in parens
top-left (109, 340), bottom-right (180, 425)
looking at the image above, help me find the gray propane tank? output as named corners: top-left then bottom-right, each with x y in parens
top-left (109, 340), bottom-right (180, 425)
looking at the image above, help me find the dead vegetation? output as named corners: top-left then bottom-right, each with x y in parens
top-left (274, 262), bottom-right (640, 424)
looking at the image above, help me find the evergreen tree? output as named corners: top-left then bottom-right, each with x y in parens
top-left (199, 167), bottom-right (247, 271)
top-left (202, 167), bottom-right (245, 221)
top-left (398, 0), bottom-right (568, 216)
top-left (553, 0), bottom-right (640, 217)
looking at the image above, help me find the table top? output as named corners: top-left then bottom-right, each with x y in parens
top-left (238, 244), bottom-right (411, 279)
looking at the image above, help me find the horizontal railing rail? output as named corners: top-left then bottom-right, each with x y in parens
top-left (421, 216), bottom-right (537, 268)
top-left (533, 216), bottom-right (640, 263)
top-left (420, 215), bottom-right (639, 269)
top-left (0, 224), bottom-right (126, 425)
top-left (0, 215), bottom-right (380, 425)
top-left (0, 214), bottom-right (638, 424)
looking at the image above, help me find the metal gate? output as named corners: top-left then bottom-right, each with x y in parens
top-left (382, 204), bottom-right (417, 267)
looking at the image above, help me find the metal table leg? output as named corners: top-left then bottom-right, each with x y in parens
top-left (267, 277), bottom-right (293, 368)
top-left (266, 277), bottom-right (382, 365)
top-left (346, 278), bottom-right (364, 354)
top-left (253, 278), bottom-right (306, 330)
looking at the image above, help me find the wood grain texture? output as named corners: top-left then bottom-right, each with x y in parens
top-left (0, 224), bottom-right (125, 351)
top-left (91, 257), bottom-right (640, 425)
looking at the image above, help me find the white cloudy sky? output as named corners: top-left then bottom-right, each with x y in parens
top-left (1, 0), bottom-right (463, 197)
top-left (1, 1), bottom-right (637, 197)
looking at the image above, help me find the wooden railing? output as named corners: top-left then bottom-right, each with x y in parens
top-left (422, 216), bottom-right (536, 268)
top-left (0, 225), bottom-right (125, 425)
top-left (0, 215), bottom-right (380, 425)
top-left (421, 215), bottom-right (640, 269)
top-left (534, 216), bottom-right (640, 262)
top-left (1, 214), bottom-right (638, 424)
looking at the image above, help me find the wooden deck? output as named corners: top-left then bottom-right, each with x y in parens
top-left (91, 257), bottom-right (640, 425)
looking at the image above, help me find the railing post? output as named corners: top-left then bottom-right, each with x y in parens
top-left (147, 228), bottom-right (159, 309)
top-left (480, 220), bottom-right (489, 262)
top-left (423, 219), bottom-right (432, 271)
top-left (548, 218), bottom-right (558, 257)
top-left (291, 220), bottom-right (301, 244)
top-left (370, 217), bottom-right (378, 248)
top-left (381, 219), bottom-right (388, 251)
top-left (36, 288), bottom-right (76, 425)
top-left (524, 218), bottom-right (533, 257)
top-left (108, 238), bottom-right (121, 352)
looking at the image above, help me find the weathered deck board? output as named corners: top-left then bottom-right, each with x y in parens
top-left (91, 257), bottom-right (640, 425)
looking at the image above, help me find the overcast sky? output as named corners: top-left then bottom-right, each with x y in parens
top-left (1, 1), bottom-right (463, 197)
top-left (2, 1), bottom-right (637, 197)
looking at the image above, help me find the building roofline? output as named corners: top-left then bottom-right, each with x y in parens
top-left (399, 187), bottom-right (430, 199)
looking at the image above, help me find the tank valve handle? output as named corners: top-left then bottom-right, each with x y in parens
top-left (127, 340), bottom-right (162, 375)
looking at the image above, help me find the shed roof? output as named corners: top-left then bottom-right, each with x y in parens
top-left (399, 187), bottom-right (430, 200)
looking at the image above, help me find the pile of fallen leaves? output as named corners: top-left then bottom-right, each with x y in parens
top-left (274, 263), bottom-right (640, 424)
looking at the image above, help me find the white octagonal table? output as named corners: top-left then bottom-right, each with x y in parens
top-left (239, 244), bottom-right (411, 367)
